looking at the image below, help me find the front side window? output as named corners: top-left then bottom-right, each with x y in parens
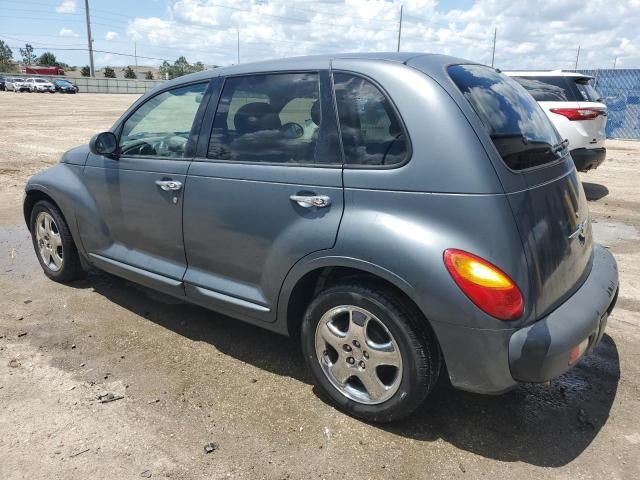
top-left (119, 82), bottom-right (208, 158)
top-left (333, 73), bottom-right (408, 166)
top-left (208, 73), bottom-right (322, 164)
top-left (449, 65), bottom-right (562, 171)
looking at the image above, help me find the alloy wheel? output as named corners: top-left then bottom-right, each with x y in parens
top-left (314, 305), bottom-right (403, 405)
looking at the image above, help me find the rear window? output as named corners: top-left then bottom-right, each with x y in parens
top-left (449, 64), bottom-right (562, 171)
top-left (510, 75), bottom-right (601, 103)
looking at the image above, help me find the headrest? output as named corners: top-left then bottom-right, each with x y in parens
top-left (234, 102), bottom-right (282, 134)
top-left (310, 100), bottom-right (321, 126)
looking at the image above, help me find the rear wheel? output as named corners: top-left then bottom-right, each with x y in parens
top-left (301, 281), bottom-right (441, 422)
top-left (30, 200), bottom-right (84, 282)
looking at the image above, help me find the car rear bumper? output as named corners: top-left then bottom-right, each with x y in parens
top-left (571, 147), bottom-right (606, 171)
top-left (509, 245), bottom-right (618, 382)
top-left (433, 245), bottom-right (618, 394)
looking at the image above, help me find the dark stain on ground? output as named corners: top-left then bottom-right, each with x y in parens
top-left (583, 182), bottom-right (610, 201)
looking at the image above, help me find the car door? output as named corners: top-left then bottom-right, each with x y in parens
top-left (79, 81), bottom-right (210, 297)
top-left (182, 70), bottom-right (344, 322)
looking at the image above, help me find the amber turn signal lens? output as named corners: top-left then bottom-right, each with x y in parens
top-left (444, 249), bottom-right (524, 321)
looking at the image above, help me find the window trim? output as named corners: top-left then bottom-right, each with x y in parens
top-left (114, 79), bottom-right (214, 162)
top-left (330, 69), bottom-right (412, 170)
top-left (198, 69), bottom-right (343, 168)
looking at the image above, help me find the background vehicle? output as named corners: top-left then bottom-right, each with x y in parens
top-left (24, 53), bottom-right (618, 422)
top-left (23, 66), bottom-right (65, 76)
top-left (53, 79), bottom-right (78, 93)
top-left (0, 75), bottom-right (5, 91)
top-left (6, 77), bottom-right (28, 92)
top-left (25, 78), bottom-right (55, 93)
top-left (505, 71), bottom-right (607, 171)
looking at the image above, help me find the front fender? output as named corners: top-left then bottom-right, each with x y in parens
top-left (24, 161), bottom-right (96, 258)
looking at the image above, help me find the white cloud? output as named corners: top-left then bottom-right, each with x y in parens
top-left (59, 28), bottom-right (79, 37)
top-left (125, 0), bottom-right (640, 69)
top-left (56, 0), bottom-right (76, 14)
top-left (105, 31), bottom-right (120, 41)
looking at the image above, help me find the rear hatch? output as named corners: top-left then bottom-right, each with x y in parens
top-left (509, 74), bottom-right (607, 149)
top-left (447, 65), bottom-right (594, 320)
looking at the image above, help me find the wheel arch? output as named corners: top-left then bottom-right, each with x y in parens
top-left (279, 256), bottom-right (428, 339)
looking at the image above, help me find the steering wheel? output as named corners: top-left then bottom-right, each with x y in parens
top-left (281, 122), bottom-right (304, 139)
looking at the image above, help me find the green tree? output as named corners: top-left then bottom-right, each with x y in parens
top-left (123, 66), bottom-right (137, 79)
top-left (145, 70), bottom-right (154, 80)
top-left (158, 57), bottom-right (206, 80)
top-left (38, 52), bottom-right (58, 66)
top-left (80, 65), bottom-right (91, 77)
top-left (0, 40), bottom-right (16, 72)
top-left (20, 43), bottom-right (37, 65)
top-left (103, 66), bottom-right (116, 78)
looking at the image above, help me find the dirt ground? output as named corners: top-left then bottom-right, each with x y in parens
top-left (0, 91), bottom-right (639, 480)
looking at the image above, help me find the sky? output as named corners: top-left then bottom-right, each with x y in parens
top-left (1, 0), bottom-right (639, 70)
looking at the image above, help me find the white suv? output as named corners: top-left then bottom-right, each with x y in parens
top-left (505, 70), bottom-right (607, 172)
top-left (25, 77), bottom-right (55, 93)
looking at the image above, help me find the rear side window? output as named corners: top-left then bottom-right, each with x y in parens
top-left (333, 73), bottom-right (408, 166)
top-left (208, 73), bottom-right (324, 164)
top-left (449, 64), bottom-right (562, 171)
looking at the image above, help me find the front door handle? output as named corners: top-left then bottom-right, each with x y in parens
top-left (289, 194), bottom-right (331, 208)
top-left (155, 179), bottom-right (183, 191)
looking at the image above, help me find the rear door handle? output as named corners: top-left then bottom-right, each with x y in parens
top-left (155, 179), bottom-right (183, 191)
top-left (289, 194), bottom-right (331, 208)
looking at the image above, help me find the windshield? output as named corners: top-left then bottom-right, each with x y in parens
top-left (35, 79), bottom-right (47, 83)
top-left (575, 78), bottom-right (602, 102)
top-left (14, 78), bottom-right (25, 82)
top-left (57, 80), bottom-right (72, 85)
top-left (448, 64), bottom-right (562, 170)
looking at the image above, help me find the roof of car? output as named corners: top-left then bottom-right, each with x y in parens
top-left (503, 70), bottom-right (593, 79)
top-left (160, 52), bottom-right (472, 89)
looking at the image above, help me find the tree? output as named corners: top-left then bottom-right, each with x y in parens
top-left (123, 66), bottom-right (137, 79)
top-left (0, 40), bottom-right (15, 72)
top-left (80, 65), bottom-right (91, 77)
top-left (103, 66), bottom-right (116, 78)
top-left (38, 52), bottom-right (58, 66)
top-left (20, 43), bottom-right (37, 65)
top-left (158, 56), bottom-right (206, 80)
top-left (145, 70), bottom-right (154, 80)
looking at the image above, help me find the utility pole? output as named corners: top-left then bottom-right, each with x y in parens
top-left (84, 0), bottom-right (95, 77)
top-left (613, 56), bottom-right (617, 69)
top-left (491, 27), bottom-right (497, 67)
top-left (134, 41), bottom-right (138, 76)
top-left (396, 4), bottom-right (403, 52)
top-left (237, 30), bottom-right (240, 64)
top-left (574, 45), bottom-right (580, 70)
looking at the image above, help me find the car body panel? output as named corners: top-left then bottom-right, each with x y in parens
top-left (23, 53), bottom-right (619, 396)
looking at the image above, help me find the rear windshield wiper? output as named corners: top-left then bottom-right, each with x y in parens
top-left (551, 138), bottom-right (569, 154)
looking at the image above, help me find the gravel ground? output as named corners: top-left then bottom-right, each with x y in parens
top-left (0, 91), bottom-right (639, 480)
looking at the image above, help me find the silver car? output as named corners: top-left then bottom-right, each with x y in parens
top-left (6, 77), bottom-right (28, 92)
top-left (24, 53), bottom-right (619, 422)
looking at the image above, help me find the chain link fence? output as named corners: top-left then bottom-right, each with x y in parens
top-left (577, 69), bottom-right (640, 140)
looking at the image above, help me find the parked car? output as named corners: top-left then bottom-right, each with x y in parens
top-left (505, 71), bottom-right (607, 172)
top-left (24, 53), bottom-right (619, 422)
top-left (25, 77), bottom-right (55, 93)
top-left (0, 75), bottom-right (5, 91)
top-left (53, 79), bottom-right (78, 93)
top-left (6, 77), bottom-right (29, 92)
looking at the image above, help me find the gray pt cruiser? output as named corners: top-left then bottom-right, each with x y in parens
top-left (24, 53), bottom-right (619, 422)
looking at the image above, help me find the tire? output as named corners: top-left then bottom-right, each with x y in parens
top-left (301, 280), bottom-right (441, 423)
top-left (29, 200), bottom-right (84, 283)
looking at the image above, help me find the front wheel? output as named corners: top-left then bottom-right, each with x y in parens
top-left (301, 281), bottom-right (441, 422)
top-left (30, 200), bottom-right (84, 282)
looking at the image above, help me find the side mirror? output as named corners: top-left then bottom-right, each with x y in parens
top-left (89, 132), bottom-right (118, 157)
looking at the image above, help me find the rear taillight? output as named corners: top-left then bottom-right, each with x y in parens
top-left (443, 249), bottom-right (524, 321)
top-left (550, 108), bottom-right (604, 121)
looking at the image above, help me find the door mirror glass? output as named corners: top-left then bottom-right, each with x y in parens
top-left (89, 131), bottom-right (118, 156)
